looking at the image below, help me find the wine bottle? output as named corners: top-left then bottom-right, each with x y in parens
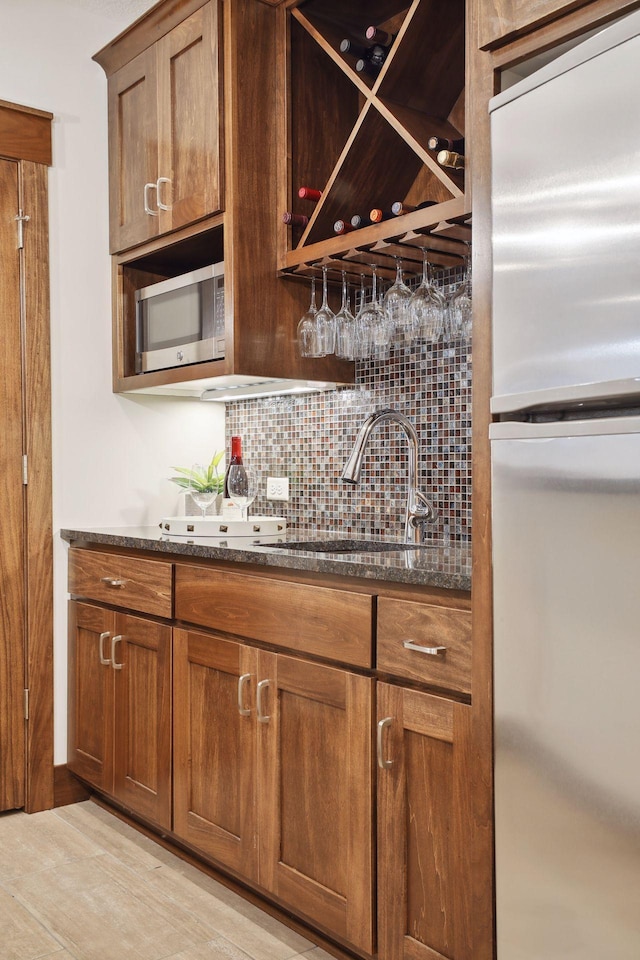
top-left (437, 149), bottom-right (465, 170)
top-left (350, 213), bottom-right (374, 229)
top-left (391, 200), bottom-right (437, 216)
top-left (222, 436), bottom-right (243, 518)
top-left (339, 38), bottom-right (370, 59)
top-left (334, 219), bottom-right (355, 235)
top-left (369, 208), bottom-right (393, 223)
top-left (282, 211), bottom-right (309, 227)
top-left (298, 186), bottom-right (322, 202)
top-left (355, 56), bottom-right (383, 77)
top-left (365, 26), bottom-right (395, 46)
top-left (427, 134), bottom-right (465, 154)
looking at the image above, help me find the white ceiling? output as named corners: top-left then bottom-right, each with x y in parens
top-left (60, 0), bottom-right (158, 22)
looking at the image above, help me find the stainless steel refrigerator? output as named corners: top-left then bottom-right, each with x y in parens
top-left (489, 11), bottom-right (640, 959)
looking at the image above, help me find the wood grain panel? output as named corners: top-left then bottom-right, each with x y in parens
top-left (173, 628), bottom-right (259, 879)
top-left (478, 0), bottom-right (593, 48)
top-left (68, 548), bottom-right (172, 618)
top-left (174, 564), bottom-right (373, 667)
top-left (0, 100), bottom-right (52, 165)
top-left (113, 613), bottom-right (172, 829)
top-left (377, 597), bottom-right (471, 694)
top-left (0, 158), bottom-right (25, 813)
top-left (157, 1), bottom-right (224, 233)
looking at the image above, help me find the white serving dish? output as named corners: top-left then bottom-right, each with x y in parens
top-left (159, 515), bottom-right (287, 538)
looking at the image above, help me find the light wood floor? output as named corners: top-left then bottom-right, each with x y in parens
top-left (0, 801), bottom-right (333, 960)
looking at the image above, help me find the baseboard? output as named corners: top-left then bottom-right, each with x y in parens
top-left (53, 764), bottom-right (91, 807)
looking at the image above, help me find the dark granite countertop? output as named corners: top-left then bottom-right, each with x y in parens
top-left (60, 525), bottom-right (472, 592)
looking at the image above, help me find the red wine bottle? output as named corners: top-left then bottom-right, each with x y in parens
top-left (282, 211), bottom-right (309, 227)
top-left (437, 149), bottom-right (465, 170)
top-left (391, 200), bottom-right (438, 216)
top-left (298, 186), bottom-right (322, 202)
top-left (223, 436), bottom-right (243, 499)
top-left (334, 219), bottom-right (355, 235)
top-left (365, 25), bottom-right (395, 47)
top-left (428, 134), bottom-right (465, 154)
top-left (369, 208), bottom-right (393, 223)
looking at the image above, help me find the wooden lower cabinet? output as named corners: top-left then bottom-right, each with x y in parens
top-left (377, 682), bottom-right (473, 960)
top-left (172, 629), bottom-right (375, 955)
top-left (67, 601), bottom-right (172, 829)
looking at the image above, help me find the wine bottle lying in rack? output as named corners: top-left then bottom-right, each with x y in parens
top-left (355, 56), bottom-right (383, 77)
top-left (437, 150), bottom-right (465, 170)
top-left (298, 186), bottom-right (322, 202)
top-left (428, 135), bottom-right (465, 154)
top-left (351, 213), bottom-right (374, 229)
top-left (369, 208), bottom-right (394, 223)
top-left (334, 219), bottom-right (355, 235)
top-left (282, 212), bottom-right (309, 227)
top-left (365, 26), bottom-right (396, 47)
top-left (391, 200), bottom-right (438, 216)
top-left (339, 38), bottom-right (370, 58)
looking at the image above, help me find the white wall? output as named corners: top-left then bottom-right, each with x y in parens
top-left (0, 0), bottom-right (226, 763)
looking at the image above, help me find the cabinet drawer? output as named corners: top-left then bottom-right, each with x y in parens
top-left (69, 548), bottom-right (172, 618)
top-left (175, 564), bottom-right (373, 668)
top-left (377, 598), bottom-right (471, 694)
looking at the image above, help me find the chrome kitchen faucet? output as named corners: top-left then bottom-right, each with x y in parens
top-left (341, 408), bottom-right (438, 544)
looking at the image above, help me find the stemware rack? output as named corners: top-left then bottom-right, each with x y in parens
top-left (277, 0), bottom-right (471, 287)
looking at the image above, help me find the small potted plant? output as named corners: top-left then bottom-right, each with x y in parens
top-left (169, 452), bottom-right (225, 517)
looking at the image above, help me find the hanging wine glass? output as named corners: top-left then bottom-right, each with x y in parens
top-left (354, 273), bottom-right (373, 359)
top-left (360, 265), bottom-right (390, 359)
top-left (334, 271), bottom-right (356, 359)
top-left (382, 258), bottom-right (412, 345)
top-left (313, 264), bottom-right (336, 356)
top-left (447, 248), bottom-right (472, 341)
top-left (409, 249), bottom-right (446, 342)
top-left (297, 276), bottom-right (320, 357)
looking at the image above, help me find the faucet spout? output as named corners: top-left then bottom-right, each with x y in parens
top-left (341, 408), bottom-right (438, 543)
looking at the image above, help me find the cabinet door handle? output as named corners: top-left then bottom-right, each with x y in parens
top-left (402, 640), bottom-right (446, 657)
top-left (156, 177), bottom-right (172, 211)
top-left (100, 577), bottom-right (126, 588)
top-left (111, 635), bottom-right (123, 671)
top-left (144, 181), bottom-right (158, 216)
top-left (256, 679), bottom-right (271, 723)
top-left (377, 717), bottom-right (393, 770)
top-left (99, 631), bottom-right (111, 666)
top-left (238, 673), bottom-right (251, 717)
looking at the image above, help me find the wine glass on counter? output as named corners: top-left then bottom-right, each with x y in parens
top-left (227, 465), bottom-right (257, 521)
top-left (188, 464), bottom-right (218, 519)
top-left (409, 249), bottom-right (446, 342)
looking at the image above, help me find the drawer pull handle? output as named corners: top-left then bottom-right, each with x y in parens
top-left (256, 679), bottom-right (271, 724)
top-left (238, 673), bottom-right (251, 717)
top-left (377, 717), bottom-right (393, 770)
top-left (99, 631), bottom-right (111, 666)
top-left (100, 577), bottom-right (126, 588)
top-left (403, 640), bottom-right (446, 657)
top-left (111, 635), bottom-right (123, 671)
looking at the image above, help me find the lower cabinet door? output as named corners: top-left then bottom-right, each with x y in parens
top-left (377, 683), bottom-right (473, 960)
top-left (68, 601), bottom-right (115, 793)
top-left (258, 652), bottom-right (375, 954)
top-left (173, 629), bottom-right (259, 880)
top-left (112, 613), bottom-right (172, 830)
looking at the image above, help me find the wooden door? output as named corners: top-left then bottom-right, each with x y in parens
top-left (258, 652), bottom-right (374, 954)
top-left (113, 613), bottom-right (172, 829)
top-left (0, 157), bottom-right (26, 812)
top-left (107, 45), bottom-right (159, 253)
top-left (173, 628), bottom-right (259, 879)
top-left (156, 1), bottom-right (223, 235)
top-left (377, 683), bottom-right (473, 960)
top-left (67, 602), bottom-right (115, 794)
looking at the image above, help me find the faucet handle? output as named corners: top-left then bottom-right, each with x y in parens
top-left (409, 489), bottom-right (438, 540)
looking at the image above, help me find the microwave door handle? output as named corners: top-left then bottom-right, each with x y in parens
top-left (144, 182), bottom-right (158, 216)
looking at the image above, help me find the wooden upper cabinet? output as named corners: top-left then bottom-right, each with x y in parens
top-left (106, 1), bottom-right (223, 254)
top-left (476, 0), bottom-right (593, 49)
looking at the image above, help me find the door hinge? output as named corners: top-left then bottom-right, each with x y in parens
top-left (24, 689), bottom-right (29, 721)
top-left (22, 454), bottom-right (28, 485)
top-left (15, 210), bottom-right (30, 250)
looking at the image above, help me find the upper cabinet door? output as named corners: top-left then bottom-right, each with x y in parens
top-left (108, 46), bottom-right (159, 254)
top-left (156, 2), bottom-right (224, 234)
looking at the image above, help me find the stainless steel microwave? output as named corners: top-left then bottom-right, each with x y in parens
top-left (135, 262), bottom-right (225, 374)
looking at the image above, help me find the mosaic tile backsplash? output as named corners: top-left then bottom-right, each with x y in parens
top-left (227, 285), bottom-right (472, 544)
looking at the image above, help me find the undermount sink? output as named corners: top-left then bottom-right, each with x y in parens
top-left (271, 539), bottom-right (433, 554)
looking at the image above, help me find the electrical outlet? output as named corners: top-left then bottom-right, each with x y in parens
top-left (267, 476), bottom-right (289, 501)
